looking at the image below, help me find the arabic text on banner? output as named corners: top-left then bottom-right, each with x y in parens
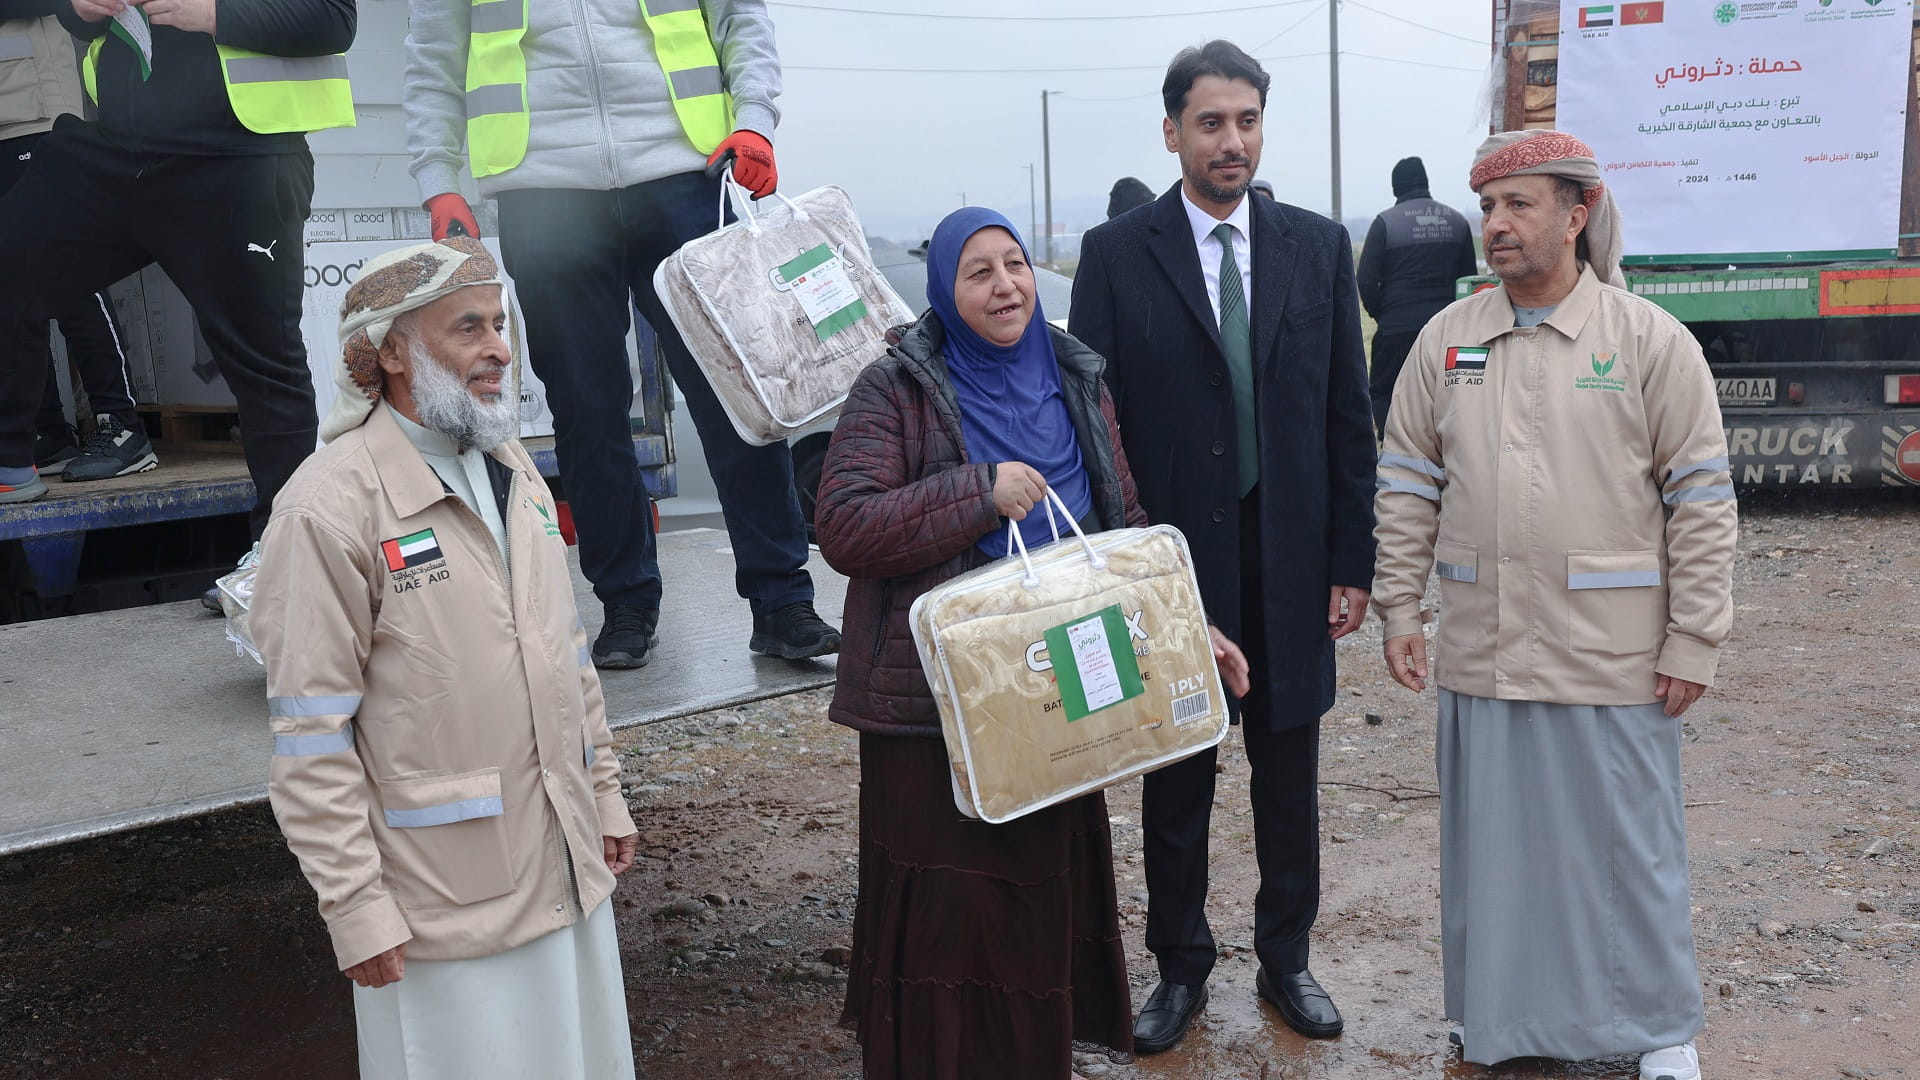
top-left (1554, 0), bottom-right (1911, 259)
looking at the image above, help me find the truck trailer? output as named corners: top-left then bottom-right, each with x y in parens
top-left (1486, 0), bottom-right (1920, 488)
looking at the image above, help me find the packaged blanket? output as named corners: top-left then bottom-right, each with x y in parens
top-left (653, 175), bottom-right (912, 445)
top-left (910, 494), bottom-right (1229, 823)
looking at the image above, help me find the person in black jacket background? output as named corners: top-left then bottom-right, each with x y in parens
top-left (0, 0), bottom-right (355, 574)
top-left (1069, 40), bottom-right (1376, 1055)
top-left (1355, 156), bottom-right (1478, 435)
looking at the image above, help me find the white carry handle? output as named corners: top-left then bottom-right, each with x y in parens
top-left (1005, 487), bottom-right (1106, 588)
top-left (712, 164), bottom-right (808, 235)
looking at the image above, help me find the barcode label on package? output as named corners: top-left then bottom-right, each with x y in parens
top-left (1172, 689), bottom-right (1211, 727)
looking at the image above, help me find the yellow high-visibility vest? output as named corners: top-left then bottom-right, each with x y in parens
top-left (464, 0), bottom-right (732, 179)
top-left (83, 38), bottom-right (354, 135)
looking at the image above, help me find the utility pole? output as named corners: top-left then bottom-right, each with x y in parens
top-left (1025, 163), bottom-right (1037, 249)
top-left (1329, 0), bottom-right (1343, 226)
top-left (1042, 90), bottom-right (1060, 266)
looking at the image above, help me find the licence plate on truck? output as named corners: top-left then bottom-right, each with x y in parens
top-left (1716, 377), bottom-right (1776, 405)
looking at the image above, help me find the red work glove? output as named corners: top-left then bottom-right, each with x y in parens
top-left (708, 131), bottom-right (777, 199)
top-left (426, 193), bottom-right (481, 241)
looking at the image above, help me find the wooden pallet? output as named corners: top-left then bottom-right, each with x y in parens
top-left (132, 404), bottom-right (245, 454)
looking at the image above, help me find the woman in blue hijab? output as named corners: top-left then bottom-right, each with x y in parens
top-left (815, 209), bottom-right (1148, 1078)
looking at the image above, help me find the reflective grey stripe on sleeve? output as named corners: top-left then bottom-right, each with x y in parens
top-left (467, 83), bottom-right (525, 117)
top-left (1568, 570), bottom-right (1663, 590)
top-left (274, 722), bottom-right (355, 757)
top-left (269, 694), bottom-right (363, 718)
top-left (577, 643), bottom-right (592, 668)
top-left (643, 0), bottom-right (703, 14)
top-left (469, 0), bottom-right (525, 33)
top-left (384, 796), bottom-right (505, 829)
top-left (585, 739), bottom-right (595, 767)
top-left (225, 55), bottom-right (350, 85)
top-left (1435, 561), bottom-right (1476, 583)
top-left (1376, 475), bottom-right (1441, 501)
top-left (0, 35), bottom-right (34, 62)
top-left (1377, 452), bottom-right (1446, 482)
top-left (1666, 455), bottom-right (1729, 485)
top-left (1663, 483), bottom-right (1736, 506)
top-left (669, 66), bottom-right (725, 100)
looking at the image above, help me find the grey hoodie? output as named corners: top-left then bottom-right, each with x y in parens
top-left (405, 0), bottom-right (781, 202)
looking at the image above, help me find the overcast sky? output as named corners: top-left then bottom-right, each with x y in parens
top-left (760, 0), bottom-right (1497, 243)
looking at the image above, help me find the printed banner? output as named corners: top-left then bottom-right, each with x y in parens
top-left (1556, 0), bottom-right (1912, 260)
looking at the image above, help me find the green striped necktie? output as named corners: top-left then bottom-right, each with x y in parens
top-left (1212, 222), bottom-right (1257, 497)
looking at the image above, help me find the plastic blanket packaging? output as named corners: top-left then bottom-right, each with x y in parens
top-left (653, 169), bottom-right (912, 446)
top-left (910, 491), bottom-right (1230, 823)
top-left (216, 543), bottom-right (263, 665)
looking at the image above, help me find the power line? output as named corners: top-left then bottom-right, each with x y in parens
top-left (1246, 0), bottom-right (1328, 54)
top-left (1343, 50), bottom-right (1485, 72)
top-left (1059, 53), bottom-right (1325, 101)
top-left (790, 51), bottom-right (1321, 74)
top-left (767, 0), bottom-right (1318, 20)
top-left (1345, 1), bottom-right (1486, 46)
top-left (789, 47), bottom-right (1478, 77)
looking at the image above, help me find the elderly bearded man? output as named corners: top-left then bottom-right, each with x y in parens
top-left (1372, 131), bottom-right (1736, 1080)
top-left (252, 237), bottom-right (640, 1080)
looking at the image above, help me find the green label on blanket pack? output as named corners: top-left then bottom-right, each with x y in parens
top-left (776, 243), bottom-right (869, 341)
top-left (1043, 604), bottom-right (1145, 722)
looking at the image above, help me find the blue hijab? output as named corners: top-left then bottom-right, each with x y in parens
top-left (926, 208), bottom-right (1093, 558)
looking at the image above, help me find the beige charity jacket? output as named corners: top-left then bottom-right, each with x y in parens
top-left (1372, 266), bottom-right (1737, 706)
top-left (252, 405), bottom-right (635, 971)
top-left (0, 15), bottom-right (82, 143)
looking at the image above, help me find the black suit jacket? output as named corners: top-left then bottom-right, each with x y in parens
top-left (1069, 185), bottom-right (1376, 728)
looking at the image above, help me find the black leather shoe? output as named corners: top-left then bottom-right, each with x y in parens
top-left (749, 601), bottom-right (841, 659)
top-left (593, 603), bottom-right (659, 669)
top-left (1257, 966), bottom-right (1343, 1039)
top-left (1132, 979), bottom-right (1207, 1054)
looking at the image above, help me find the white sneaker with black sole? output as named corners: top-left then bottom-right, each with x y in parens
top-left (1641, 1042), bottom-right (1701, 1080)
top-left (63, 413), bottom-right (158, 482)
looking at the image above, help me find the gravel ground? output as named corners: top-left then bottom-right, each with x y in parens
top-left (1, 491), bottom-right (1915, 1080)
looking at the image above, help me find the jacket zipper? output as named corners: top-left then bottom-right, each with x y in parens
top-left (871, 580), bottom-right (891, 661)
top-left (574, 0), bottom-right (620, 188)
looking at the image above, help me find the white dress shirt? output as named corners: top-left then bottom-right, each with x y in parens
top-left (1181, 186), bottom-right (1254, 328)
top-left (388, 402), bottom-right (510, 568)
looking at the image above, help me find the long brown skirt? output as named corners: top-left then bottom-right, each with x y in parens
top-left (840, 733), bottom-right (1134, 1080)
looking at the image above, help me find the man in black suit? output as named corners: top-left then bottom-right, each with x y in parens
top-left (1069, 40), bottom-right (1377, 1053)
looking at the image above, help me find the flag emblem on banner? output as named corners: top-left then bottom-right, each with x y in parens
top-left (382, 528), bottom-right (443, 572)
top-left (1621, 2), bottom-right (1664, 23)
top-left (1578, 4), bottom-right (1614, 27)
top-left (1445, 347), bottom-right (1490, 371)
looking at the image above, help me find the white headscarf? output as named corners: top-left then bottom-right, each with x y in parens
top-left (321, 236), bottom-right (510, 442)
top-left (1469, 130), bottom-right (1627, 288)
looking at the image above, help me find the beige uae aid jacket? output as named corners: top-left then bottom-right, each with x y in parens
top-left (1372, 266), bottom-right (1737, 706)
top-left (252, 405), bottom-right (636, 972)
top-left (0, 13), bottom-right (83, 144)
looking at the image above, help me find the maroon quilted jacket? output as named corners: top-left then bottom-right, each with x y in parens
top-left (817, 313), bottom-right (1149, 738)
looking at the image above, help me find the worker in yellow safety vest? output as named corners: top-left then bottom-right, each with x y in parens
top-left (0, 0), bottom-right (356, 592)
top-left (405, 0), bottom-right (841, 671)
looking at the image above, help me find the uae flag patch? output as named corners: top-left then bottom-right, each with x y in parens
top-left (1578, 4), bottom-right (1614, 27)
top-left (382, 528), bottom-right (443, 572)
top-left (1445, 347), bottom-right (1489, 371)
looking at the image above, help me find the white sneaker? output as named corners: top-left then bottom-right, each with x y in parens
top-left (1640, 1042), bottom-right (1700, 1080)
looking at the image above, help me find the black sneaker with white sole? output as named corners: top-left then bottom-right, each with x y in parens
top-left (63, 414), bottom-right (158, 482)
top-left (749, 601), bottom-right (841, 659)
top-left (593, 603), bottom-right (660, 669)
top-left (34, 425), bottom-right (80, 475)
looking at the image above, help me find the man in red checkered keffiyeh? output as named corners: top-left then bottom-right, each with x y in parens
top-left (1470, 130), bottom-right (1626, 287)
